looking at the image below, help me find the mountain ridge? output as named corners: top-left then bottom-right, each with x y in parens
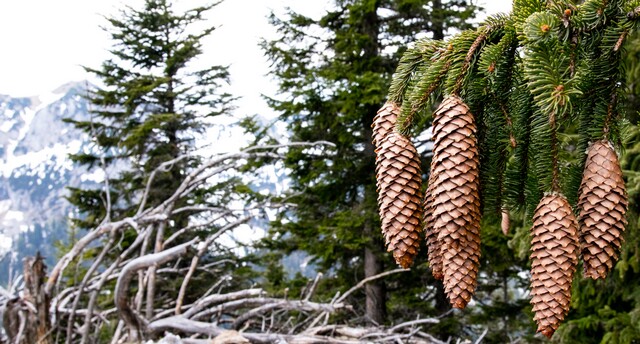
top-left (0, 81), bottom-right (95, 280)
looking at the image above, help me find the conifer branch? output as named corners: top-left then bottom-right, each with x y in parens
top-left (451, 31), bottom-right (488, 96)
top-left (388, 40), bottom-right (443, 104)
top-left (627, 6), bottom-right (640, 20)
top-left (549, 110), bottom-right (561, 193)
top-left (604, 92), bottom-right (618, 137)
top-left (397, 55), bottom-right (452, 134)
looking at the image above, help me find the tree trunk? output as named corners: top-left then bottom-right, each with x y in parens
top-left (361, 3), bottom-right (387, 325)
top-left (432, 0), bottom-right (444, 40)
top-left (363, 231), bottom-right (386, 324)
top-left (3, 254), bottom-right (51, 344)
top-left (363, 110), bottom-right (386, 324)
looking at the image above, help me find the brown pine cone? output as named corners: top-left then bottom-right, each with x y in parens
top-left (430, 95), bottom-right (481, 308)
top-left (372, 102), bottom-right (400, 148)
top-left (529, 194), bottom-right (579, 338)
top-left (373, 102), bottom-right (400, 211)
top-left (376, 131), bottom-right (423, 268)
top-left (501, 208), bottom-right (510, 236)
top-left (578, 140), bottom-right (628, 279)
top-left (423, 162), bottom-right (443, 280)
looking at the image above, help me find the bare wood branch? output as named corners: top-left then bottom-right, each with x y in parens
top-left (336, 268), bottom-right (407, 304)
top-left (148, 317), bottom-right (363, 344)
top-left (387, 318), bottom-right (439, 333)
top-left (175, 217), bottom-right (251, 315)
top-left (474, 328), bottom-right (488, 344)
top-left (303, 272), bottom-right (323, 301)
top-left (232, 299), bottom-right (350, 330)
top-left (137, 155), bottom-right (190, 215)
top-left (66, 235), bottom-right (115, 343)
top-left (146, 221), bottom-right (167, 319)
top-left (179, 289), bottom-right (263, 320)
top-left (115, 239), bottom-right (197, 341)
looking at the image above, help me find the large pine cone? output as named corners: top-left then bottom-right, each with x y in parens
top-left (530, 194), bottom-right (579, 338)
top-left (423, 161), bottom-right (443, 280)
top-left (372, 102), bottom-right (400, 148)
top-left (578, 140), bottom-right (628, 279)
top-left (373, 102), bottom-right (401, 210)
top-left (430, 95), bottom-right (481, 308)
top-left (376, 131), bottom-right (423, 268)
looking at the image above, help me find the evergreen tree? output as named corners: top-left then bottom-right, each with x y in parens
top-left (261, 0), bottom-right (477, 324)
top-left (60, 0), bottom-right (235, 341)
top-left (67, 0), bottom-right (233, 230)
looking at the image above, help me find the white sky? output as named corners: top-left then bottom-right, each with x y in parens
top-left (0, 0), bottom-right (510, 117)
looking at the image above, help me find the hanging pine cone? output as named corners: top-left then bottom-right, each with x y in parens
top-left (501, 208), bottom-right (510, 236)
top-left (373, 102), bottom-right (401, 212)
top-left (578, 140), bottom-right (628, 279)
top-left (430, 95), bottom-right (481, 308)
top-left (375, 130), bottom-right (423, 268)
top-left (423, 164), bottom-right (443, 280)
top-left (530, 194), bottom-right (579, 338)
top-left (372, 102), bottom-right (400, 148)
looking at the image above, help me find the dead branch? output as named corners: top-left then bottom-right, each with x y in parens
top-left (336, 268), bottom-right (407, 304)
top-left (232, 298), bottom-right (350, 330)
top-left (148, 317), bottom-right (363, 344)
top-left (175, 217), bottom-right (251, 315)
top-left (115, 239), bottom-right (197, 342)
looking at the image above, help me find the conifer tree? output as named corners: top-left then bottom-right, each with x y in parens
top-left (373, 0), bottom-right (640, 339)
top-left (62, 0), bottom-right (234, 340)
top-left (262, 0), bottom-right (477, 324)
top-left (67, 0), bottom-right (232, 230)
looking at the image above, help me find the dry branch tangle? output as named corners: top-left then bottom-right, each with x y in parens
top-left (32, 142), bottom-right (341, 344)
top-left (529, 194), bottom-right (579, 338)
top-left (430, 95), bottom-right (481, 309)
top-left (578, 139), bottom-right (628, 279)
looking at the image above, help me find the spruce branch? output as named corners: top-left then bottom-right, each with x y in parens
top-left (627, 6), bottom-right (640, 20)
top-left (451, 31), bottom-right (488, 96)
top-left (604, 91), bottom-right (618, 137)
top-left (387, 39), bottom-right (443, 104)
top-left (396, 50), bottom-right (452, 134)
top-left (549, 110), bottom-right (561, 193)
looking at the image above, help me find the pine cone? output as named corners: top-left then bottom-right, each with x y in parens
top-left (372, 102), bottom-right (400, 148)
top-left (530, 194), bottom-right (579, 338)
top-left (373, 102), bottom-right (400, 210)
top-left (376, 131), bottom-right (423, 268)
top-left (501, 208), bottom-right (510, 236)
top-left (430, 95), bottom-right (481, 308)
top-left (578, 140), bottom-right (628, 279)
top-left (423, 163), bottom-right (443, 280)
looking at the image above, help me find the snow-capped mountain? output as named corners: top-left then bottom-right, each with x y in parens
top-left (0, 81), bottom-right (95, 280)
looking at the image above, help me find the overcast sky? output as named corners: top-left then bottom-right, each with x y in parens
top-left (0, 0), bottom-right (510, 117)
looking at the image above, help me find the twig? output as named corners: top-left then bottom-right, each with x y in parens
top-left (114, 239), bottom-right (197, 341)
top-left (336, 268), bottom-right (407, 304)
top-left (388, 318), bottom-right (440, 333)
top-left (175, 217), bottom-right (251, 314)
top-left (304, 272), bottom-right (323, 301)
top-left (474, 328), bottom-right (489, 344)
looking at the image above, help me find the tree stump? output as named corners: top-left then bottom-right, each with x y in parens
top-left (2, 253), bottom-right (51, 344)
